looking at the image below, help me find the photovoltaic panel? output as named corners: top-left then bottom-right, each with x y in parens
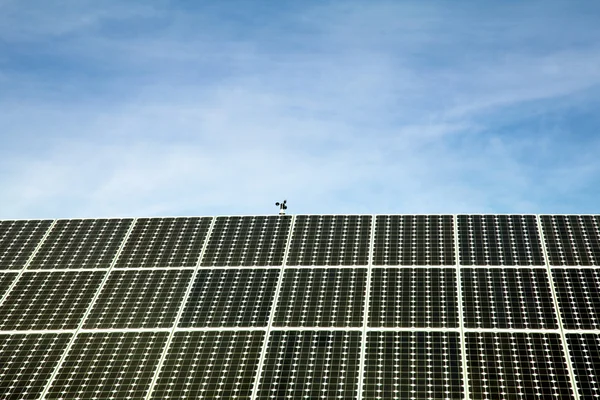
top-left (45, 331), bottom-right (168, 400)
top-left (273, 268), bottom-right (366, 327)
top-left (286, 215), bottom-right (372, 266)
top-left (179, 269), bottom-right (279, 327)
top-left (0, 333), bottom-right (72, 399)
top-left (541, 215), bottom-right (600, 266)
top-left (465, 332), bottom-right (575, 400)
top-left (28, 219), bottom-right (133, 269)
top-left (0, 271), bottom-right (105, 330)
top-left (372, 215), bottom-right (455, 265)
top-left (461, 268), bottom-right (558, 329)
top-left (200, 216), bottom-right (291, 267)
top-left (363, 332), bottom-right (464, 400)
top-left (458, 215), bottom-right (545, 265)
top-left (0, 272), bottom-right (18, 298)
top-left (150, 331), bottom-right (265, 400)
top-left (566, 333), bottom-right (600, 400)
top-left (84, 269), bottom-right (193, 329)
top-left (0, 220), bottom-right (53, 270)
top-left (369, 268), bottom-right (458, 328)
top-left (552, 268), bottom-right (600, 329)
top-left (115, 217), bottom-right (212, 268)
top-left (256, 330), bottom-right (361, 399)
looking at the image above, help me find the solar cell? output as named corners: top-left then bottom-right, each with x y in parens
top-left (465, 332), bottom-right (574, 400)
top-left (287, 215), bottom-right (372, 266)
top-left (84, 269), bottom-right (193, 329)
top-left (179, 269), bottom-right (279, 327)
top-left (369, 268), bottom-right (458, 328)
top-left (0, 333), bottom-right (72, 399)
top-left (552, 268), bottom-right (600, 329)
top-left (28, 219), bottom-right (133, 269)
top-left (363, 331), bottom-right (464, 400)
top-left (0, 271), bottom-right (105, 330)
top-left (274, 268), bottom-right (366, 327)
top-left (45, 331), bottom-right (168, 399)
top-left (0, 272), bottom-right (18, 299)
top-left (115, 217), bottom-right (212, 268)
top-left (461, 268), bottom-right (558, 329)
top-left (201, 216), bottom-right (291, 267)
top-left (0, 219), bottom-right (52, 270)
top-left (150, 331), bottom-right (264, 399)
top-left (541, 215), bottom-right (600, 266)
top-left (372, 215), bottom-right (455, 265)
top-left (458, 215), bottom-right (545, 265)
top-left (256, 330), bottom-right (361, 399)
top-left (566, 333), bottom-right (600, 400)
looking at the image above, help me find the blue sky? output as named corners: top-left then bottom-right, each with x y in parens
top-left (1, 1), bottom-right (600, 218)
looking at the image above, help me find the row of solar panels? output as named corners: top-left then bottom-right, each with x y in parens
top-left (3, 329), bottom-right (599, 399)
top-left (1, 267), bottom-right (600, 331)
top-left (1, 214), bottom-right (600, 269)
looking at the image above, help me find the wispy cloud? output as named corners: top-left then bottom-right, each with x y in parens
top-left (1, 0), bottom-right (600, 218)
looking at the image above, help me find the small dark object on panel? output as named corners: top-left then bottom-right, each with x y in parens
top-left (275, 200), bottom-right (288, 215)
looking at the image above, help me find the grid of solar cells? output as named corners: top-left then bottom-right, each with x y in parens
top-left (150, 331), bottom-right (264, 400)
top-left (369, 268), bottom-right (458, 328)
top-left (372, 215), bottom-right (455, 265)
top-left (461, 268), bottom-right (558, 329)
top-left (0, 272), bottom-right (18, 299)
top-left (566, 333), bottom-right (600, 400)
top-left (115, 217), bottom-right (212, 268)
top-left (541, 215), bottom-right (600, 266)
top-left (45, 331), bottom-right (168, 400)
top-left (256, 330), bottom-right (361, 399)
top-left (458, 215), bottom-right (545, 265)
top-left (274, 268), bottom-right (366, 327)
top-left (0, 271), bottom-right (105, 330)
top-left (0, 219), bottom-right (52, 270)
top-left (287, 215), bottom-right (372, 266)
top-left (179, 269), bottom-right (278, 327)
top-left (364, 332), bottom-right (463, 400)
top-left (466, 332), bottom-right (574, 400)
top-left (0, 333), bottom-right (72, 399)
top-left (553, 268), bottom-right (600, 329)
top-left (28, 219), bottom-right (133, 269)
top-left (201, 216), bottom-right (291, 267)
top-left (84, 269), bottom-right (193, 329)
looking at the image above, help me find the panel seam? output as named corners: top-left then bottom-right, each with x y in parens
top-left (455, 215), bottom-right (471, 400)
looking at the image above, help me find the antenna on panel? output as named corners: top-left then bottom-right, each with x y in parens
top-left (275, 200), bottom-right (288, 215)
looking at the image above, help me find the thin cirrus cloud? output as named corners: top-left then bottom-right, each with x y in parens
top-left (1, 0), bottom-right (600, 219)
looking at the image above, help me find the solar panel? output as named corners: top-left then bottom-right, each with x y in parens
top-left (28, 219), bottom-right (133, 269)
top-left (541, 215), bottom-right (600, 265)
top-left (45, 331), bottom-right (168, 399)
top-left (0, 272), bottom-right (18, 298)
top-left (274, 268), bottom-right (366, 327)
top-left (0, 219), bottom-right (52, 270)
top-left (372, 215), bottom-right (455, 265)
top-left (552, 268), bottom-right (600, 329)
top-left (0, 271), bottom-right (106, 330)
top-left (287, 215), bottom-right (372, 266)
top-left (369, 268), bottom-right (458, 328)
top-left (566, 333), bottom-right (600, 400)
top-left (201, 216), bottom-right (291, 267)
top-left (0, 333), bottom-right (72, 399)
top-left (150, 331), bottom-right (265, 399)
top-left (256, 330), bottom-right (361, 399)
top-left (461, 268), bottom-right (558, 329)
top-left (466, 332), bottom-right (574, 400)
top-left (179, 268), bottom-right (279, 327)
top-left (83, 269), bottom-right (194, 329)
top-left (363, 331), bottom-right (464, 399)
top-left (115, 217), bottom-right (212, 268)
top-left (458, 215), bottom-right (545, 265)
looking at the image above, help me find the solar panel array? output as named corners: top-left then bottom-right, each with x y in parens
top-left (0, 214), bottom-right (599, 399)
